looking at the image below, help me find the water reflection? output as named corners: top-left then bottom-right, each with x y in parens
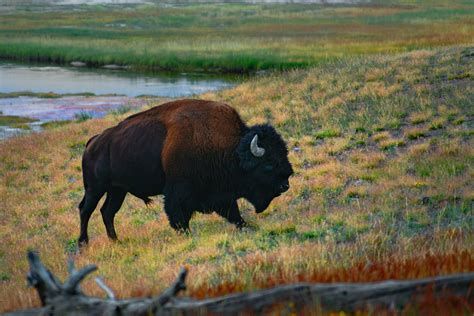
top-left (0, 62), bottom-right (240, 98)
top-left (0, 61), bottom-right (242, 139)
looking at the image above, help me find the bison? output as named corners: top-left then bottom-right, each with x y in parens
top-left (78, 99), bottom-right (293, 244)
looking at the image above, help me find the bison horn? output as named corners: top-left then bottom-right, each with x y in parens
top-left (250, 134), bottom-right (265, 157)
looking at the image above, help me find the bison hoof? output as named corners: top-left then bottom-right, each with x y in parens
top-left (77, 238), bottom-right (89, 248)
top-left (176, 228), bottom-right (191, 235)
top-left (235, 220), bottom-right (248, 229)
top-left (237, 222), bottom-right (256, 233)
top-left (240, 226), bottom-right (255, 233)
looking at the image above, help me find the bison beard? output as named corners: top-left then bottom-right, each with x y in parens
top-left (78, 99), bottom-right (293, 245)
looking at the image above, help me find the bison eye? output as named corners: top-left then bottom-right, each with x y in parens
top-left (263, 165), bottom-right (273, 172)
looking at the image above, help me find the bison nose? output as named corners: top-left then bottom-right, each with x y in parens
top-left (279, 181), bottom-right (289, 193)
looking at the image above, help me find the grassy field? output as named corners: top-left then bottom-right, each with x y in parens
top-left (0, 45), bottom-right (472, 313)
top-left (0, 115), bottom-right (37, 129)
top-left (0, 1), bottom-right (473, 72)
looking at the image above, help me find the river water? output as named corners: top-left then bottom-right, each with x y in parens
top-left (0, 62), bottom-right (239, 98)
top-left (0, 62), bottom-right (241, 139)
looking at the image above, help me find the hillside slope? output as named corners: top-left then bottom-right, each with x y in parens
top-left (0, 45), bottom-right (472, 312)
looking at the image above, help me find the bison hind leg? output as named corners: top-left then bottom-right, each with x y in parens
top-left (78, 189), bottom-right (106, 246)
top-left (100, 187), bottom-right (127, 241)
top-left (78, 196), bottom-right (85, 210)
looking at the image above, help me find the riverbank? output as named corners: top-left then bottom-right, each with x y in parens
top-left (1, 1), bottom-right (472, 73)
top-left (0, 91), bottom-right (115, 99)
top-left (0, 95), bottom-right (161, 139)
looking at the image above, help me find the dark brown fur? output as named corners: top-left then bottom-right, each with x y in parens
top-left (78, 99), bottom-right (292, 244)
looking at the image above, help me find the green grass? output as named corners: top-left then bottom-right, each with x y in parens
top-left (0, 45), bottom-right (472, 313)
top-left (74, 111), bottom-right (93, 122)
top-left (0, 1), bottom-right (473, 73)
top-left (314, 129), bottom-right (341, 140)
top-left (40, 120), bottom-right (72, 129)
top-left (108, 104), bottom-right (132, 116)
top-left (0, 115), bottom-right (37, 129)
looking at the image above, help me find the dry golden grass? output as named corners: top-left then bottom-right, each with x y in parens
top-left (378, 138), bottom-right (406, 150)
top-left (372, 131), bottom-right (391, 142)
top-left (350, 151), bottom-right (386, 169)
top-left (1, 45), bottom-right (473, 313)
top-left (409, 110), bottom-right (433, 125)
top-left (404, 126), bottom-right (430, 140)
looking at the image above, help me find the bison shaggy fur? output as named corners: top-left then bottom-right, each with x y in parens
top-left (78, 99), bottom-right (293, 244)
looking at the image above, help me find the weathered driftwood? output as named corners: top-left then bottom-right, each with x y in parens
top-left (3, 251), bottom-right (474, 315)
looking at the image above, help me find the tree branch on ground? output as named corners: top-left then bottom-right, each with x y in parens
top-left (5, 251), bottom-right (474, 315)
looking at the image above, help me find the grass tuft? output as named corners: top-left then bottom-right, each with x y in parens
top-left (74, 111), bottom-right (93, 122)
top-left (405, 127), bottom-right (428, 140)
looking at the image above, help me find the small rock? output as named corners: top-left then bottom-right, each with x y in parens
top-left (70, 61), bottom-right (86, 67)
top-left (421, 196), bottom-right (431, 205)
top-left (103, 64), bottom-right (130, 70)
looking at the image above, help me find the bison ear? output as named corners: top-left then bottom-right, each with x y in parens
top-left (236, 132), bottom-right (261, 171)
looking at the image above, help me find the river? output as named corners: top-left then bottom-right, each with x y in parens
top-left (0, 62), bottom-right (239, 98)
top-left (0, 62), bottom-right (241, 139)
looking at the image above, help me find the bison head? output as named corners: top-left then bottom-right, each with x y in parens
top-left (236, 125), bottom-right (293, 213)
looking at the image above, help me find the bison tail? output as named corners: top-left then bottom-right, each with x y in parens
top-left (85, 134), bottom-right (99, 148)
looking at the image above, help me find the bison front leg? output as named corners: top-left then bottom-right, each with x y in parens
top-left (163, 187), bottom-right (192, 233)
top-left (216, 200), bottom-right (247, 229)
top-left (166, 205), bottom-right (192, 233)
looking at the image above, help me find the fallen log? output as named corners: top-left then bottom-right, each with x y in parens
top-left (3, 251), bottom-right (473, 315)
